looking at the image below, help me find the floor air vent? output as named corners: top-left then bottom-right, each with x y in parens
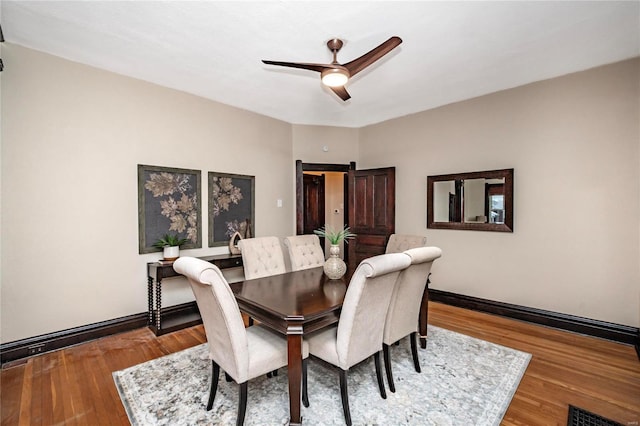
top-left (567, 405), bottom-right (623, 426)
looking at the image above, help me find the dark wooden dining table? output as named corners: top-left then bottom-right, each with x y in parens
top-left (229, 266), bottom-right (348, 425)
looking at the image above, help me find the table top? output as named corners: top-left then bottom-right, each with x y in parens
top-left (148, 253), bottom-right (242, 267)
top-left (229, 267), bottom-right (348, 334)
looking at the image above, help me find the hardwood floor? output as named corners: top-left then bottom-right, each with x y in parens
top-left (2, 302), bottom-right (639, 425)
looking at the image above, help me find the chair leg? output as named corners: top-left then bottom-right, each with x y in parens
top-left (339, 369), bottom-right (352, 426)
top-left (410, 332), bottom-right (421, 373)
top-left (225, 372), bottom-right (233, 382)
top-left (302, 358), bottom-right (309, 408)
top-left (207, 360), bottom-right (220, 411)
top-left (236, 382), bottom-right (248, 426)
top-left (248, 317), bottom-right (254, 326)
top-left (374, 351), bottom-right (387, 399)
top-left (383, 343), bottom-right (395, 393)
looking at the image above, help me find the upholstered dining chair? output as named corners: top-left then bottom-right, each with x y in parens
top-left (238, 236), bottom-right (287, 280)
top-left (284, 234), bottom-right (326, 271)
top-left (385, 234), bottom-right (427, 253)
top-left (173, 257), bottom-right (309, 426)
top-left (382, 246), bottom-right (442, 393)
top-left (305, 253), bottom-right (412, 426)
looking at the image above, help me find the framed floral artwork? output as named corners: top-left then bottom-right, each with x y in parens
top-left (138, 164), bottom-right (202, 254)
top-left (208, 172), bottom-right (255, 247)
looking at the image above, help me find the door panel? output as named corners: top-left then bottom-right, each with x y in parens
top-left (347, 167), bottom-right (395, 269)
top-left (303, 174), bottom-right (325, 235)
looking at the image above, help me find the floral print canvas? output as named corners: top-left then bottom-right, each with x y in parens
top-left (138, 164), bottom-right (202, 253)
top-left (208, 172), bottom-right (255, 247)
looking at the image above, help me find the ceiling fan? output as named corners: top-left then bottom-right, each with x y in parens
top-left (262, 36), bottom-right (402, 101)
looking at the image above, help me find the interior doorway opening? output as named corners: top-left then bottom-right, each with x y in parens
top-left (296, 161), bottom-right (355, 261)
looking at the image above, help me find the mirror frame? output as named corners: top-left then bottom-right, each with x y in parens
top-left (427, 168), bottom-right (514, 232)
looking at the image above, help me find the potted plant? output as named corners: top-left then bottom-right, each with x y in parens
top-left (153, 234), bottom-right (189, 261)
top-left (313, 225), bottom-right (356, 279)
top-left (314, 225), bottom-right (356, 246)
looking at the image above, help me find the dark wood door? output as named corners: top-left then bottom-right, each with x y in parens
top-left (303, 174), bottom-right (325, 235)
top-left (347, 167), bottom-right (395, 269)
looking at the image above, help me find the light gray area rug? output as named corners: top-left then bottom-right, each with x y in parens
top-left (113, 326), bottom-right (530, 425)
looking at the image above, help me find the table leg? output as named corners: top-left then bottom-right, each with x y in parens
top-left (155, 278), bottom-right (162, 332)
top-left (287, 323), bottom-right (304, 425)
top-left (419, 275), bottom-right (430, 349)
top-left (147, 276), bottom-right (154, 326)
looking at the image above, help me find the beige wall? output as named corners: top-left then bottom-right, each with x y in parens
top-left (1, 44), bottom-right (637, 343)
top-left (1, 45), bottom-right (293, 342)
top-left (291, 125), bottom-right (358, 165)
top-left (359, 59), bottom-right (640, 327)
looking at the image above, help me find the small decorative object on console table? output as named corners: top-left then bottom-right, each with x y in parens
top-left (153, 234), bottom-right (189, 261)
top-left (228, 218), bottom-right (252, 255)
top-left (314, 225), bottom-right (356, 280)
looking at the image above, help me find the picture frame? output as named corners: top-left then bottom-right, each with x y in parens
top-left (208, 171), bottom-right (255, 247)
top-left (138, 164), bottom-right (202, 254)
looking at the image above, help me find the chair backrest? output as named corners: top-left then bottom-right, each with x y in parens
top-left (173, 257), bottom-right (250, 382)
top-left (238, 236), bottom-right (286, 279)
top-left (284, 234), bottom-right (326, 271)
top-left (385, 234), bottom-right (427, 253)
top-left (383, 247), bottom-right (442, 345)
top-left (336, 253), bottom-right (412, 369)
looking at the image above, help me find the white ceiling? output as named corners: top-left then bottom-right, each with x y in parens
top-left (2, 1), bottom-right (639, 128)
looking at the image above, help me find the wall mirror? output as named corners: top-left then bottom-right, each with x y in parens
top-left (427, 168), bottom-right (514, 232)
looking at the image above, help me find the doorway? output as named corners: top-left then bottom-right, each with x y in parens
top-left (296, 161), bottom-right (354, 260)
top-left (296, 161), bottom-right (396, 269)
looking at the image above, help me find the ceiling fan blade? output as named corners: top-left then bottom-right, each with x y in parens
top-left (262, 60), bottom-right (331, 74)
top-left (330, 86), bottom-right (351, 101)
top-left (342, 36), bottom-right (402, 77)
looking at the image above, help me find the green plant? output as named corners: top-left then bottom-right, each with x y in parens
top-left (152, 234), bottom-right (189, 248)
top-left (313, 225), bottom-right (356, 245)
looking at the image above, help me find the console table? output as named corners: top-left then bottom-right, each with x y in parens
top-left (147, 253), bottom-right (243, 336)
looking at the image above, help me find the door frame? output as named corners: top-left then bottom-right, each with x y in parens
top-left (295, 160), bottom-right (356, 235)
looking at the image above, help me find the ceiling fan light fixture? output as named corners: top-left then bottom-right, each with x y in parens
top-left (321, 68), bottom-right (349, 87)
top-left (262, 36), bottom-right (402, 101)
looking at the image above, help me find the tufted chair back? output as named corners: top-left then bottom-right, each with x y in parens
top-left (284, 234), bottom-right (326, 271)
top-left (173, 257), bottom-right (250, 382)
top-left (238, 236), bottom-right (287, 280)
top-left (385, 234), bottom-right (427, 254)
top-left (336, 252), bottom-right (412, 369)
top-left (383, 246), bottom-right (442, 345)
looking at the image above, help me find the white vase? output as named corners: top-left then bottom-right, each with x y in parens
top-left (163, 246), bottom-right (180, 261)
top-left (323, 244), bottom-right (347, 280)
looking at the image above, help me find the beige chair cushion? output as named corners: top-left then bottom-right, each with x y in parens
top-left (385, 234), bottom-right (427, 254)
top-left (383, 247), bottom-right (442, 345)
top-left (307, 252), bottom-right (411, 370)
top-left (174, 257), bottom-right (308, 384)
top-left (284, 234), bottom-right (326, 271)
top-left (247, 325), bottom-right (309, 380)
top-left (238, 236), bottom-right (287, 279)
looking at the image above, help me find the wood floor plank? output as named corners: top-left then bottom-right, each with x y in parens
top-left (38, 355), bottom-right (55, 426)
top-left (1, 302), bottom-right (638, 425)
top-left (0, 362), bottom-right (25, 425)
top-left (17, 361), bottom-right (32, 425)
top-left (46, 352), bottom-right (66, 425)
top-left (28, 356), bottom-right (42, 425)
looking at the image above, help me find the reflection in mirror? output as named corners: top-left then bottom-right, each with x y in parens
top-left (427, 169), bottom-right (513, 232)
